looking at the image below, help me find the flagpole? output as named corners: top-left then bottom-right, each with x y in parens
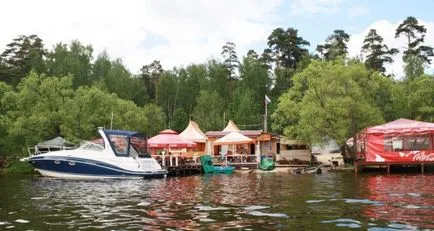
top-left (264, 102), bottom-right (268, 132)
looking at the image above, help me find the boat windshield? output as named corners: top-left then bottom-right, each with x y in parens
top-left (108, 135), bottom-right (148, 157)
top-left (77, 141), bottom-right (104, 151)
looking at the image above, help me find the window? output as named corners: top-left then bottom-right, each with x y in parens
top-left (384, 135), bottom-right (431, 151)
top-left (109, 135), bottom-right (129, 156)
top-left (404, 136), bottom-right (430, 151)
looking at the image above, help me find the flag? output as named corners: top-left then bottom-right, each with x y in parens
top-left (265, 95), bottom-right (271, 105)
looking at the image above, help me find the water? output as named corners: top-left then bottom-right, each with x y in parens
top-left (0, 172), bottom-right (433, 230)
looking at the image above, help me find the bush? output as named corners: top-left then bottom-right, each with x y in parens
top-left (5, 158), bottom-right (34, 174)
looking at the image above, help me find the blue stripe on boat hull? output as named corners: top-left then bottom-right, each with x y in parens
top-left (27, 157), bottom-right (167, 178)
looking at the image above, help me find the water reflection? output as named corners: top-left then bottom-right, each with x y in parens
top-left (0, 173), bottom-right (433, 230)
top-left (360, 175), bottom-right (434, 229)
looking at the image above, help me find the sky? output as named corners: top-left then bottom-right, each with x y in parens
top-left (0, 0), bottom-right (433, 78)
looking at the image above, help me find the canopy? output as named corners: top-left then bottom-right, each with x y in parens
top-left (223, 120), bottom-right (240, 132)
top-left (358, 118), bottom-right (434, 162)
top-left (180, 120), bottom-right (206, 143)
top-left (364, 118), bottom-right (434, 135)
top-left (148, 129), bottom-right (197, 149)
top-left (214, 132), bottom-right (254, 145)
top-left (38, 136), bottom-right (74, 147)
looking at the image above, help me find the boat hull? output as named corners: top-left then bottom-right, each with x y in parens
top-left (26, 156), bottom-right (167, 179)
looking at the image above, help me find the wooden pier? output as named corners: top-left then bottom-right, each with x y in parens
top-left (166, 163), bottom-right (203, 176)
top-left (355, 161), bottom-right (434, 174)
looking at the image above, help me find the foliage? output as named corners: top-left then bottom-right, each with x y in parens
top-left (5, 159), bottom-right (34, 174)
top-left (407, 74), bottom-right (434, 122)
top-left (362, 29), bottom-right (399, 74)
top-left (139, 60), bottom-right (163, 103)
top-left (404, 54), bottom-right (425, 81)
top-left (46, 41), bottom-right (93, 88)
top-left (193, 90), bottom-right (225, 131)
top-left (228, 88), bottom-right (261, 129)
top-left (317, 30), bottom-right (350, 60)
top-left (395, 16), bottom-right (434, 64)
top-left (272, 60), bottom-right (384, 147)
top-left (221, 41), bottom-right (240, 80)
top-left (0, 35), bottom-right (46, 87)
top-left (267, 27), bottom-right (310, 69)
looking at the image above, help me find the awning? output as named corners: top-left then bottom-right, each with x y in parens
top-left (214, 132), bottom-right (254, 145)
top-left (148, 129), bottom-right (197, 149)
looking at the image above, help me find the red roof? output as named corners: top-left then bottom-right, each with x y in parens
top-left (365, 118), bottom-right (434, 134)
top-left (148, 129), bottom-right (197, 149)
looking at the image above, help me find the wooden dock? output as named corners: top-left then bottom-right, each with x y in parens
top-left (355, 161), bottom-right (434, 174)
top-left (166, 163), bottom-right (203, 176)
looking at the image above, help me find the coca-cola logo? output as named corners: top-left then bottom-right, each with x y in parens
top-left (412, 152), bottom-right (434, 161)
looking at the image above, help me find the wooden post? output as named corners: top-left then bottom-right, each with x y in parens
top-left (421, 163), bottom-right (424, 175)
top-left (354, 162), bottom-right (358, 174)
top-left (387, 163), bottom-right (390, 175)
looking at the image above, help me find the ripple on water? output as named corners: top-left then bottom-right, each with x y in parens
top-left (305, 199), bottom-right (325, 203)
top-left (406, 193), bottom-right (421, 197)
top-left (137, 201), bottom-right (151, 206)
top-left (199, 218), bottom-right (215, 222)
top-left (195, 205), bottom-right (231, 211)
top-left (402, 204), bottom-right (421, 209)
top-left (244, 205), bottom-right (270, 210)
top-left (343, 198), bottom-right (383, 205)
top-left (248, 211), bottom-right (288, 218)
top-left (322, 218), bottom-right (362, 229)
top-left (14, 219), bottom-right (29, 224)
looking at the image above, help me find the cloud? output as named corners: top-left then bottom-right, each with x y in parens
top-left (347, 4), bottom-right (369, 18)
top-left (347, 19), bottom-right (434, 78)
top-left (289, 0), bottom-right (344, 15)
top-left (0, 0), bottom-right (283, 73)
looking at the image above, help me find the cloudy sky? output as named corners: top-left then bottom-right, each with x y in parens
top-left (0, 0), bottom-right (433, 78)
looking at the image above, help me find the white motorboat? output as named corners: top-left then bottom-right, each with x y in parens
top-left (21, 128), bottom-right (167, 178)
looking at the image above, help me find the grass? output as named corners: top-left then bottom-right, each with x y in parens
top-left (3, 158), bottom-right (35, 174)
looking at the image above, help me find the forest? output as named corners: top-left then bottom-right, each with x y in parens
top-left (0, 16), bottom-right (433, 156)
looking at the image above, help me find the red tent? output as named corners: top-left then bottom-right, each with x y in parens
top-left (358, 119), bottom-right (434, 162)
top-left (148, 129), bottom-right (197, 149)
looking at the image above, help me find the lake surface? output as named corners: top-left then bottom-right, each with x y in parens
top-left (0, 172), bottom-right (433, 230)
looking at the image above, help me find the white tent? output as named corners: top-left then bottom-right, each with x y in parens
top-left (179, 120), bottom-right (206, 143)
top-left (223, 120), bottom-right (240, 132)
top-left (214, 132), bottom-right (253, 145)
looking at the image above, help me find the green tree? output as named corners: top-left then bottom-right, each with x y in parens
top-left (361, 29), bottom-right (399, 74)
top-left (404, 54), bottom-right (425, 81)
top-left (228, 88), bottom-right (261, 129)
top-left (4, 72), bottom-right (74, 152)
top-left (317, 30), bottom-right (350, 60)
top-left (239, 53), bottom-right (271, 108)
top-left (156, 71), bottom-right (178, 127)
top-left (142, 103), bottom-right (166, 136)
top-left (193, 90), bottom-right (225, 131)
top-left (139, 60), bottom-right (163, 103)
top-left (267, 27), bottom-right (310, 69)
top-left (92, 52), bottom-right (148, 106)
top-left (395, 16), bottom-right (434, 64)
top-left (0, 35), bottom-right (46, 87)
top-left (171, 108), bottom-right (189, 132)
top-left (221, 41), bottom-right (240, 80)
top-left (0, 81), bottom-right (13, 154)
top-left (407, 74), bottom-right (434, 121)
top-left (46, 41), bottom-right (93, 88)
top-left (207, 59), bottom-right (231, 104)
top-left (272, 60), bottom-right (383, 159)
